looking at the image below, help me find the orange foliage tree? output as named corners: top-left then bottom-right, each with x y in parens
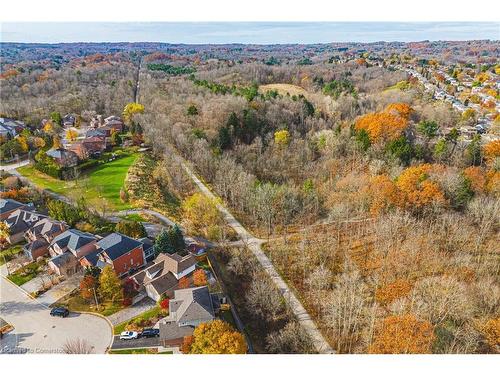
top-left (375, 279), bottom-right (413, 306)
top-left (368, 174), bottom-right (401, 216)
top-left (178, 276), bottom-right (190, 289)
top-left (463, 166), bottom-right (486, 194)
top-left (369, 314), bottom-right (435, 354)
top-left (79, 275), bottom-right (98, 300)
top-left (481, 318), bottom-right (500, 353)
top-left (396, 164), bottom-right (446, 210)
top-left (483, 139), bottom-right (500, 165)
top-left (193, 269), bottom-right (207, 286)
top-left (355, 103), bottom-right (411, 144)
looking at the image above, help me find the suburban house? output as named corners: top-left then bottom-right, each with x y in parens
top-left (0, 198), bottom-right (34, 221)
top-left (0, 117), bottom-right (26, 141)
top-left (85, 128), bottom-right (107, 139)
top-left (23, 218), bottom-right (68, 261)
top-left (88, 233), bottom-right (146, 277)
top-left (48, 229), bottom-right (97, 276)
top-left (67, 136), bottom-right (107, 160)
top-left (62, 114), bottom-right (76, 127)
top-left (3, 209), bottom-right (46, 244)
top-left (131, 252), bottom-right (197, 301)
top-left (104, 116), bottom-right (124, 133)
top-left (159, 286), bottom-right (219, 348)
top-left (46, 148), bottom-right (79, 168)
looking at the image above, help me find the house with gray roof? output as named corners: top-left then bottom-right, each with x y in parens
top-left (3, 209), bottom-right (46, 244)
top-left (0, 198), bottom-right (34, 221)
top-left (131, 252), bottom-right (197, 301)
top-left (159, 286), bottom-right (219, 347)
top-left (92, 233), bottom-right (146, 276)
top-left (23, 218), bottom-right (68, 261)
top-left (48, 229), bottom-right (97, 276)
top-left (46, 148), bottom-right (79, 167)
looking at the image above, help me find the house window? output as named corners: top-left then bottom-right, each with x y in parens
top-left (130, 259), bottom-right (133, 265)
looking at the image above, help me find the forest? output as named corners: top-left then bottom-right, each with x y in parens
top-left (1, 41), bottom-right (498, 353)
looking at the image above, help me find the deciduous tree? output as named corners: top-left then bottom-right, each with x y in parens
top-left (188, 320), bottom-right (247, 354)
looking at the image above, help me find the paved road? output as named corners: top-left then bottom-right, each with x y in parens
top-left (0, 276), bottom-right (112, 354)
top-left (111, 335), bottom-right (159, 350)
top-left (179, 159), bottom-right (334, 354)
top-left (0, 159), bottom-right (30, 172)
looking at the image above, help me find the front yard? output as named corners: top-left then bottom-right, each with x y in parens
top-left (113, 306), bottom-right (167, 334)
top-left (0, 244), bottom-right (24, 266)
top-left (54, 289), bottom-right (125, 316)
top-left (6, 260), bottom-right (44, 286)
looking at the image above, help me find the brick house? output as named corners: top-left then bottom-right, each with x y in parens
top-left (0, 198), bottom-right (34, 221)
top-left (48, 229), bottom-right (97, 276)
top-left (23, 218), bottom-right (68, 261)
top-left (3, 209), bottom-right (46, 244)
top-left (46, 148), bottom-right (79, 168)
top-left (68, 136), bottom-right (107, 160)
top-left (131, 252), bottom-right (197, 301)
top-left (89, 233), bottom-right (146, 277)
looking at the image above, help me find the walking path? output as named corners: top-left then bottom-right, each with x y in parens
top-left (179, 159), bottom-right (334, 354)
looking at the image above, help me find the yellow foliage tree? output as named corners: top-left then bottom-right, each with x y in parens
top-left (181, 193), bottom-right (223, 238)
top-left (384, 102), bottom-right (413, 120)
top-left (188, 320), bottom-right (247, 354)
top-left (274, 129), bottom-right (290, 146)
top-left (66, 129), bottom-right (78, 142)
top-left (123, 102), bottom-right (145, 124)
top-left (369, 314), bottom-right (435, 354)
top-left (52, 135), bottom-right (62, 149)
top-left (17, 136), bottom-right (29, 153)
top-left (43, 121), bottom-right (54, 134)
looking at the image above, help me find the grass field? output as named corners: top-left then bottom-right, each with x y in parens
top-left (54, 290), bottom-right (124, 316)
top-left (18, 153), bottom-right (138, 211)
top-left (259, 83), bottom-right (309, 97)
top-left (7, 261), bottom-right (43, 286)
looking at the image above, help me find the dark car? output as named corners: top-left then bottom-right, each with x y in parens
top-left (50, 307), bottom-right (69, 318)
top-left (140, 328), bottom-right (160, 338)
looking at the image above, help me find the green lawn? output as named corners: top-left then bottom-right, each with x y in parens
top-left (118, 213), bottom-right (146, 222)
top-left (113, 306), bottom-right (166, 334)
top-left (0, 244), bottom-right (25, 266)
top-left (18, 153), bottom-right (138, 211)
top-left (7, 261), bottom-right (42, 286)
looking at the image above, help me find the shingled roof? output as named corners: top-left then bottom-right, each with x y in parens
top-left (51, 229), bottom-right (96, 252)
top-left (97, 232), bottom-right (143, 260)
top-left (168, 286), bottom-right (215, 325)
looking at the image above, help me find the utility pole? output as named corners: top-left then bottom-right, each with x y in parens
top-left (91, 287), bottom-right (99, 309)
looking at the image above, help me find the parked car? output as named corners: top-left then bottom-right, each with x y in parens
top-left (140, 328), bottom-right (160, 338)
top-left (50, 307), bottom-right (69, 318)
top-left (119, 331), bottom-right (139, 340)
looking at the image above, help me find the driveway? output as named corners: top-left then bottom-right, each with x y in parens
top-left (0, 277), bottom-right (112, 354)
top-left (111, 335), bottom-right (159, 350)
top-left (107, 296), bottom-right (156, 326)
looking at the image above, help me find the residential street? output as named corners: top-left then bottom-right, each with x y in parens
top-left (0, 277), bottom-right (112, 354)
top-left (179, 158), bottom-right (334, 354)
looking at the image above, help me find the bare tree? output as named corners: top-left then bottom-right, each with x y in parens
top-left (62, 338), bottom-right (94, 354)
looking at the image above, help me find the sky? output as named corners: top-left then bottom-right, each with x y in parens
top-left (1, 22), bottom-right (499, 44)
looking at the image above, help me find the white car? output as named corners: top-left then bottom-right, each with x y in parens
top-left (119, 331), bottom-right (139, 340)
